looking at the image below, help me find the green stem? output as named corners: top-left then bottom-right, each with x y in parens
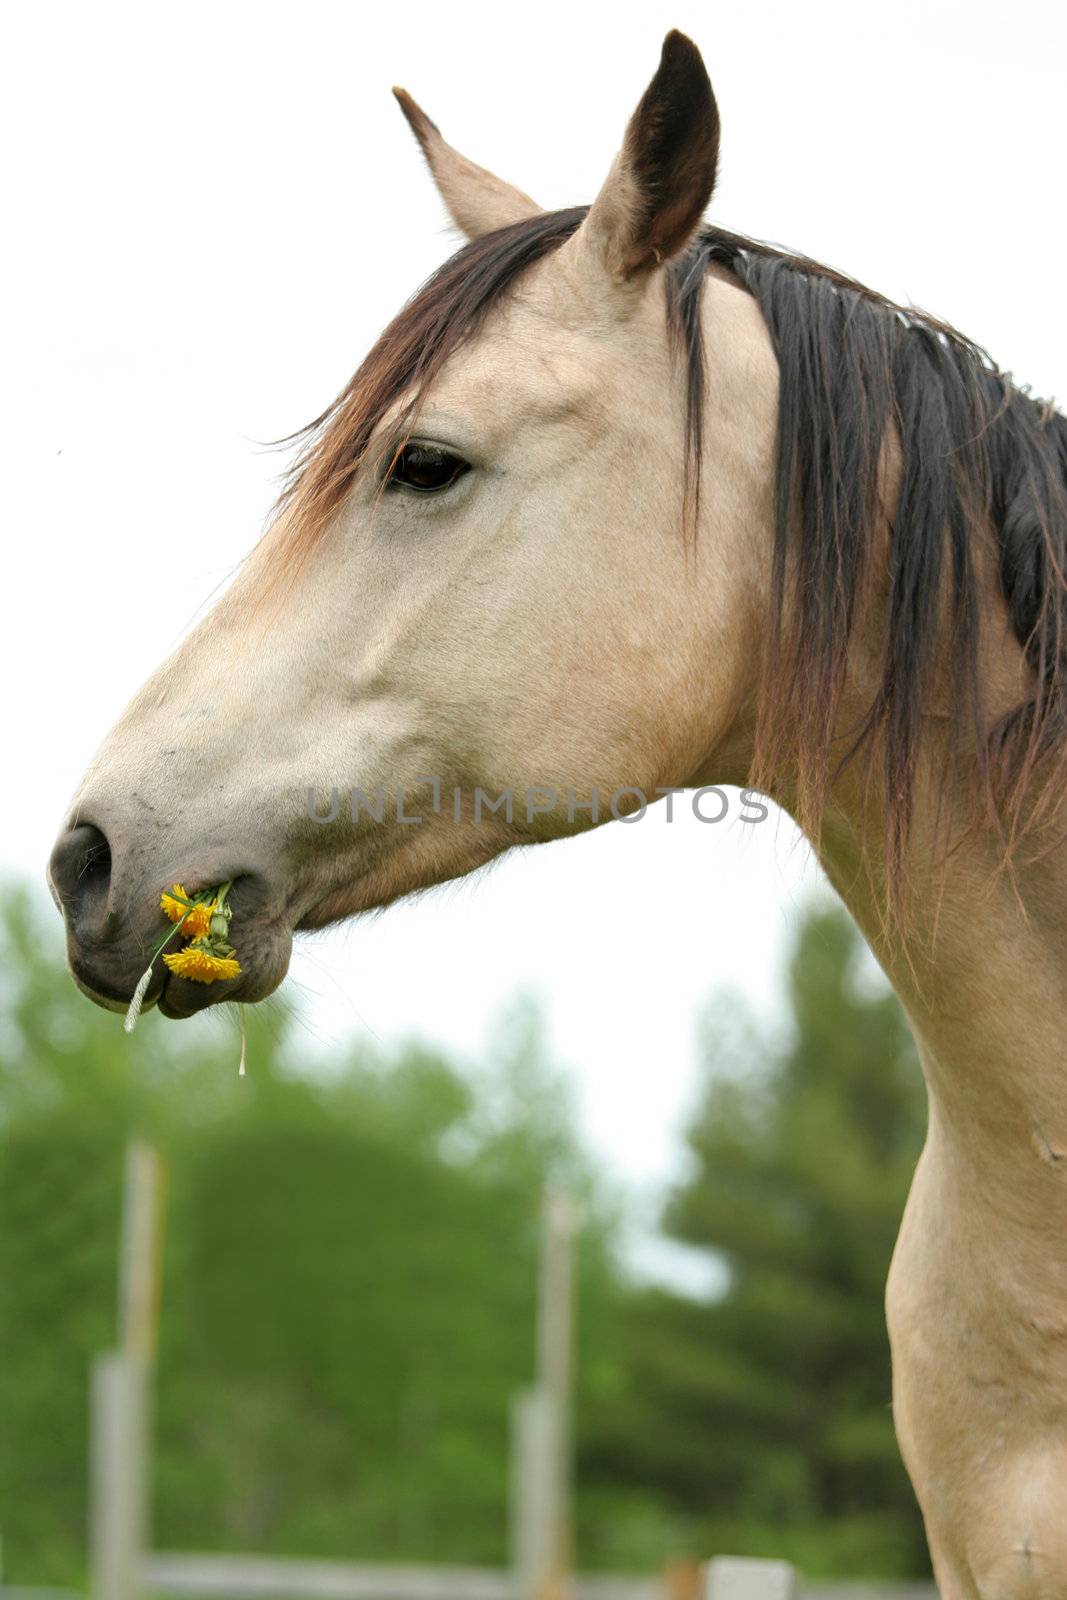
top-left (149, 905), bottom-right (197, 964)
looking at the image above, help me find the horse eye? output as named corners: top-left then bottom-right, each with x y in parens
top-left (387, 443), bottom-right (470, 494)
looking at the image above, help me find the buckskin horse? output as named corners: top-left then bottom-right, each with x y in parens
top-left (48, 33), bottom-right (1067, 1596)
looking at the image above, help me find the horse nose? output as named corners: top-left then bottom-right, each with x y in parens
top-left (48, 821), bottom-right (114, 937)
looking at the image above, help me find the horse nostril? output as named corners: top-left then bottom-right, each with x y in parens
top-left (48, 822), bottom-right (113, 928)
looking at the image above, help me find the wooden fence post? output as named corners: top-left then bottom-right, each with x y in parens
top-left (89, 1354), bottom-right (150, 1600)
top-left (510, 1189), bottom-right (579, 1600)
top-left (510, 1388), bottom-right (556, 1599)
top-left (88, 1141), bottom-right (165, 1600)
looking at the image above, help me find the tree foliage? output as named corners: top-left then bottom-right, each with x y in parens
top-left (0, 886), bottom-right (614, 1578)
top-left (0, 884), bottom-right (929, 1579)
top-left (582, 906), bottom-right (930, 1575)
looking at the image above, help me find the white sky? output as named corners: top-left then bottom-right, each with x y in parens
top-left (4, 2), bottom-right (1065, 1242)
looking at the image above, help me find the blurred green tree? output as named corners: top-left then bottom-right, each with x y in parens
top-left (0, 883), bottom-right (930, 1582)
top-left (581, 902), bottom-right (930, 1577)
top-left (0, 885), bottom-right (615, 1578)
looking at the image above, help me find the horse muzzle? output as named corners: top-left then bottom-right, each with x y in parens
top-left (47, 817), bottom-right (293, 1019)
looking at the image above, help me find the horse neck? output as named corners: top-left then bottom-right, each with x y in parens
top-left (692, 251), bottom-right (1067, 1223)
top-left (816, 785), bottom-right (1067, 1245)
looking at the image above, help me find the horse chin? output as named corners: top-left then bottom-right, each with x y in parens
top-left (156, 978), bottom-right (235, 1020)
top-left (156, 929), bottom-right (293, 1020)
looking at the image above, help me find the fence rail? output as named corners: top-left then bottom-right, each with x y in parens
top-left (144, 1555), bottom-right (655, 1600)
top-left (141, 1554), bottom-right (938, 1600)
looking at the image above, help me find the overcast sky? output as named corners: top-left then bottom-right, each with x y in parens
top-left (4, 1), bottom-right (1065, 1253)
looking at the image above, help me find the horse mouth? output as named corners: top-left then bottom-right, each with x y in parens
top-left (68, 917), bottom-right (292, 1022)
top-left (159, 929), bottom-right (292, 1018)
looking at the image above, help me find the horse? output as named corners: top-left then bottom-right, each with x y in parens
top-left (48, 30), bottom-right (1067, 1597)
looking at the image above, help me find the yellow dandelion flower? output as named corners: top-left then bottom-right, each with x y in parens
top-left (183, 903), bottom-right (215, 938)
top-left (160, 884), bottom-right (190, 922)
top-left (163, 944), bottom-right (241, 984)
top-left (160, 884), bottom-right (214, 938)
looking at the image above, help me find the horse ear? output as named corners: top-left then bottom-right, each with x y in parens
top-left (393, 87), bottom-right (543, 240)
top-left (569, 31), bottom-right (719, 283)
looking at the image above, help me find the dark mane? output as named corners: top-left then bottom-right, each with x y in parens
top-left (681, 228), bottom-right (1067, 875)
top-left (273, 208), bottom-right (1067, 877)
